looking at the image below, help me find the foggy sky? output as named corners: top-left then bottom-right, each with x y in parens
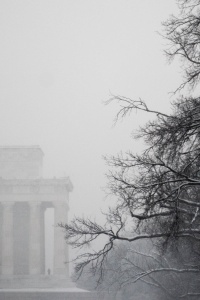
top-left (0, 0), bottom-right (181, 223)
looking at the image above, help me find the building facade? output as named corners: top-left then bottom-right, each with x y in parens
top-left (0, 146), bottom-right (73, 288)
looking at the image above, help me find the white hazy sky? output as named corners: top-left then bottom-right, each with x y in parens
top-left (0, 0), bottom-right (181, 222)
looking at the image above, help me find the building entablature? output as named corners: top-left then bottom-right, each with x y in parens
top-left (0, 177), bottom-right (73, 189)
top-left (0, 177), bottom-right (73, 205)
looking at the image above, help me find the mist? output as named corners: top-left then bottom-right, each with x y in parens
top-left (0, 1), bottom-right (184, 299)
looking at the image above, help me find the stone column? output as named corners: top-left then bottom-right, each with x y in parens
top-left (40, 205), bottom-right (45, 274)
top-left (1, 201), bottom-right (14, 275)
top-left (29, 201), bottom-right (41, 275)
top-left (54, 201), bottom-right (69, 277)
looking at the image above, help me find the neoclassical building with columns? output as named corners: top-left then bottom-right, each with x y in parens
top-left (0, 146), bottom-right (73, 289)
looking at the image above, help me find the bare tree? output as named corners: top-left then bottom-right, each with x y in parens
top-left (60, 1), bottom-right (200, 297)
top-left (60, 96), bottom-right (200, 298)
top-left (163, 0), bottom-right (200, 91)
top-left (75, 239), bottom-right (199, 300)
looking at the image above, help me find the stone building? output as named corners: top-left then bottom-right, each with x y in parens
top-left (0, 145), bottom-right (73, 288)
top-left (0, 146), bottom-right (100, 299)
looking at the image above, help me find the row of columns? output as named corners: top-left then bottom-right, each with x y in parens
top-left (0, 201), bottom-right (69, 277)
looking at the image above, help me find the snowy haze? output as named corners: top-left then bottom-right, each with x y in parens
top-left (0, 1), bottom-right (180, 227)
